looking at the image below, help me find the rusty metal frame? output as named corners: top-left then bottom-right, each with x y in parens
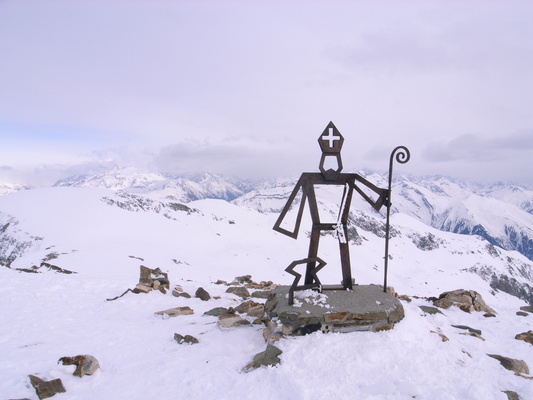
top-left (274, 122), bottom-right (410, 303)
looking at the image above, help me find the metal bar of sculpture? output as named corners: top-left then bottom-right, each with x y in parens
top-left (383, 146), bottom-right (411, 292)
top-left (274, 121), bottom-right (410, 304)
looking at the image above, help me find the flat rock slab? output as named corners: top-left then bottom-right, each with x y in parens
top-left (265, 285), bottom-right (404, 335)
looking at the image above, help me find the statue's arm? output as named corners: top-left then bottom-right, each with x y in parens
top-left (352, 175), bottom-right (390, 212)
top-left (273, 177), bottom-right (307, 239)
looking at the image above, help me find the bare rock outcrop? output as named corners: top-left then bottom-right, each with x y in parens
top-left (28, 375), bottom-right (66, 399)
top-left (432, 289), bottom-right (495, 314)
top-left (58, 354), bottom-right (100, 377)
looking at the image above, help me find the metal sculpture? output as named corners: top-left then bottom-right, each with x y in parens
top-left (274, 122), bottom-right (410, 304)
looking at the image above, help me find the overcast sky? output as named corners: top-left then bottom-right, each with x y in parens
top-left (1, 0), bottom-right (532, 186)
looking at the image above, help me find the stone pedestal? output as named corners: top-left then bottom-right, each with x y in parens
top-left (265, 285), bottom-right (404, 336)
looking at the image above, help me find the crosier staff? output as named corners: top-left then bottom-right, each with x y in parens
top-left (383, 146), bottom-right (411, 293)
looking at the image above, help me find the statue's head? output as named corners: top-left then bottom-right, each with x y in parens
top-left (318, 121), bottom-right (344, 180)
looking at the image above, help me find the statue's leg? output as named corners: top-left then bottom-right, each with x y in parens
top-left (305, 227), bottom-right (321, 285)
top-left (339, 224), bottom-right (353, 290)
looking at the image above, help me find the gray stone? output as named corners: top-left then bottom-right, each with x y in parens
top-left (172, 289), bottom-right (191, 298)
top-left (139, 265), bottom-right (169, 294)
top-left (251, 290), bottom-right (272, 299)
top-left (451, 325), bottom-right (482, 336)
top-left (203, 307), bottom-right (229, 317)
top-left (155, 306), bottom-right (194, 317)
top-left (195, 287), bottom-right (211, 301)
top-left (243, 345), bottom-right (282, 371)
top-left (58, 354), bottom-right (100, 377)
top-left (226, 286), bottom-right (250, 299)
top-left (487, 354), bottom-right (530, 374)
top-left (520, 305), bottom-right (533, 313)
top-left (419, 305), bottom-right (443, 315)
top-left (28, 375), bottom-right (66, 399)
top-left (234, 300), bottom-right (261, 314)
top-left (174, 333), bottom-right (199, 344)
top-left (247, 305), bottom-right (265, 318)
top-left (516, 311), bottom-right (529, 317)
top-left (433, 289), bottom-right (494, 314)
top-left (217, 314), bottom-right (251, 328)
top-left (264, 285), bottom-right (404, 335)
top-left (515, 330), bottom-right (533, 345)
top-left (503, 390), bottom-right (521, 400)
top-left (234, 275), bottom-right (252, 284)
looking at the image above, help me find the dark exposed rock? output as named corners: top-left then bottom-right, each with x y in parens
top-left (251, 290), bottom-right (272, 299)
top-left (203, 307), bottom-right (229, 316)
top-left (172, 290), bottom-right (191, 298)
top-left (487, 354), bottom-right (530, 374)
top-left (520, 305), bottom-right (533, 313)
top-left (243, 345), bottom-right (282, 372)
top-left (502, 391), bottom-right (520, 400)
top-left (234, 300), bottom-right (261, 314)
top-left (247, 305), bottom-right (265, 318)
top-left (515, 330), bottom-right (533, 345)
top-left (516, 311), bottom-right (529, 317)
top-left (28, 375), bottom-right (66, 399)
top-left (451, 325), bottom-right (482, 336)
top-left (174, 333), bottom-right (199, 344)
top-left (195, 287), bottom-right (211, 301)
top-left (433, 289), bottom-right (494, 314)
top-left (137, 265), bottom-right (169, 294)
top-left (226, 286), bottom-right (250, 299)
top-left (58, 354), bottom-right (100, 377)
top-left (419, 305), bottom-right (443, 315)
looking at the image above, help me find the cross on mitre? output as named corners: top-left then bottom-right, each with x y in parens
top-left (318, 121), bottom-right (344, 154)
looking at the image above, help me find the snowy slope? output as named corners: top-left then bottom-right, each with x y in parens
top-left (1, 187), bottom-right (532, 399)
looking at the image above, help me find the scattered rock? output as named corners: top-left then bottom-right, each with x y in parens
top-left (234, 275), bottom-right (252, 284)
top-left (28, 375), bottom-right (66, 399)
top-left (419, 305), bottom-right (443, 315)
top-left (251, 290), bottom-right (272, 299)
top-left (515, 330), bottom-right (533, 345)
top-left (243, 345), bottom-right (282, 372)
top-left (430, 329), bottom-right (449, 342)
top-left (398, 294), bottom-right (412, 302)
top-left (217, 314), bottom-right (251, 328)
top-left (520, 305), bottom-right (533, 313)
top-left (262, 327), bottom-right (282, 344)
top-left (516, 311), bottom-right (529, 317)
top-left (247, 305), bottom-right (266, 318)
top-left (484, 312), bottom-right (496, 318)
top-left (58, 354), bottom-right (100, 377)
top-left (214, 279), bottom-right (228, 285)
top-left (155, 306), bottom-right (194, 317)
top-left (234, 300), bottom-right (261, 314)
top-left (460, 332), bottom-right (485, 341)
top-left (432, 289), bottom-right (494, 314)
top-left (174, 333), bottom-right (199, 344)
top-left (203, 307), bottom-right (229, 317)
top-left (487, 354), bottom-right (530, 375)
top-left (226, 286), bottom-right (250, 299)
top-left (502, 391), bottom-right (520, 400)
top-left (139, 265), bottom-right (170, 294)
top-left (172, 290), bottom-right (191, 298)
top-left (451, 325), bottom-right (482, 336)
top-left (195, 287), bottom-right (211, 301)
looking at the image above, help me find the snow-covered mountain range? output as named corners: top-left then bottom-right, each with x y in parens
top-left (1, 168), bottom-right (532, 399)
